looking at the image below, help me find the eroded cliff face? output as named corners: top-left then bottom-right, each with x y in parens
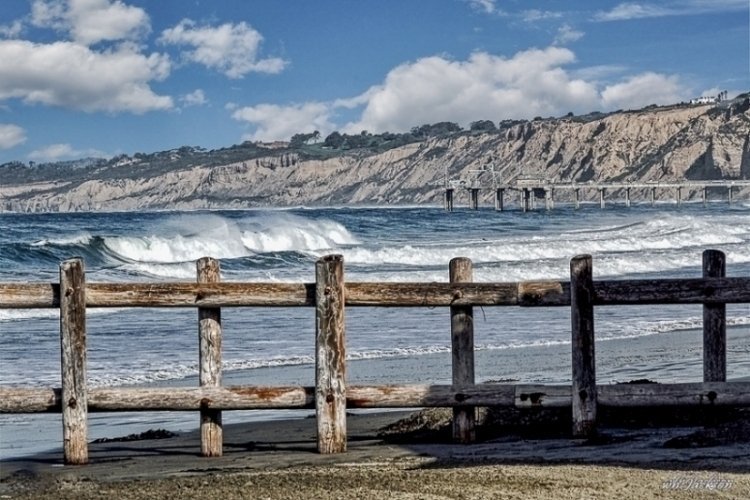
top-left (2, 101), bottom-right (749, 212)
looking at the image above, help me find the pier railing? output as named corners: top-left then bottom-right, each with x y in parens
top-left (1, 250), bottom-right (749, 464)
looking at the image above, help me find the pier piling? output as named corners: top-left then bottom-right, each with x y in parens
top-left (495, 188), bottom-right (504, 211)
top-left (444, 188), bottom-right (454, 212)
top-left (469, 188), bottom-right (479, 210)
top-left (522, 189), bottom-right (531, 212)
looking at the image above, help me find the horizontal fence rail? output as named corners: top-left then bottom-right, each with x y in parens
top-left (3, 382), bottom-right (750, 413)
top-left (2, 277), bottom-right (749, 309)
top-left (1, 249), bottom-right (749, 465)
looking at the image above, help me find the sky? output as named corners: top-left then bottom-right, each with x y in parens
top-left (0, 0), bottom-right (748, 164)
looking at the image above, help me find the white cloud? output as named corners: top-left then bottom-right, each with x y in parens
top-left (232, 102), bottom-right (334, 141)
top-left (0, 20), bottom-right (24, 39)
top-left (0, 124), bottom-right (26, 149)
top-left (343, 48), bottom-right (601, 133)
top-left (159, 19), bottom-right (287, 78)
top-left (28, 143), bottom-right (104, 161)
top-left (571, 64), bottom-right (628, 81)
top-left (594, 3), bottom-right (670, 21)
top-left (31, 0), bottom-right (67, 30)
top-left (29, 143), bottom-right (77, 161)
top-left (554, 24), bottom-right (584, 45)
top-left (601, 72), bottom-right (687, 109)
top-left (522, 10), bottom-right (563, 23)
top-left (31, 0), bottom-right (150, 45)
top-left (0, 40), bottom-right (172, 113)
top-left (594, 1), bottom-right (747, 21)
top-left (466, 0), bottom-right (497, 14)
top-left (180, 89), bottom-right (207, 107)
top-left (332, 88), bottom-right (379, 109)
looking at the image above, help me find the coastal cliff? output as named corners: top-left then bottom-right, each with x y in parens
top-left (2, 98), bottom-right (749, 212)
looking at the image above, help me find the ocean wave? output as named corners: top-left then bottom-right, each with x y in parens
top-left (17, 214), bottom-right (358, 273)
top-left (240, 215), bottom-right (359, 253)
top-left (334, 213), bottom-right (749, 278)
top-left (102, 213), bottom-right (358, 265)
top-left (30, 232), bottom-right (93, 247)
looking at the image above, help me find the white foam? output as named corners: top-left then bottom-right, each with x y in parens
top-left (86, 355), bottom-right (318, 388)
top-left (332, 212), bottom-right (750, 280)
top-left (0, 307), bottom-right (127, 323)
top-left (0, 309), bottom-right (59, 322)
top-left (102, 213), bottom-right (359, 265)
top-left (31, 232), bottom-right (93, 247)
top-left (118, 262), bottom-right (197, 280)
top-left (103, 215), bottom-right (249, 263)
top-left (241, 215), bottom-right (359, 253)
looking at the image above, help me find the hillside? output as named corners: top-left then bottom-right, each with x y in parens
top-left (1, 98), bottom-right (749, 212)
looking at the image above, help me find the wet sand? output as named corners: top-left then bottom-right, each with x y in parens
top-left (2, 409), bottom-right (749, 499)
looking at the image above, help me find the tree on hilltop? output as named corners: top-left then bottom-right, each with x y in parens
top-left (469, 120), bottom-right (497, 132)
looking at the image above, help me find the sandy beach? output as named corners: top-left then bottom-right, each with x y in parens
top-left (2, 409), bottom-right (749, 499)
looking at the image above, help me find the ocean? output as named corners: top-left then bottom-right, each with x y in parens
top-left (1, 202), bottom-right (749, 459)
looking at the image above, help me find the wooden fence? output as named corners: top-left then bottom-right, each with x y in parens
top-left (1, 250), bottom-right (749, 465)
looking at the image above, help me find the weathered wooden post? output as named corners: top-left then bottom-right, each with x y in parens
top-left (198, 257), bottom-right (222, 457)
top-left (544, 188), bottom-right (553, 211)
top-left (650, 186), bottom-right (656, 206)
top-left (599, 188), bottom-right (606, 209)
top-left (315, 255), bottom-right (347, 453)
top-left (60, 258), bottom-right (88, 465)
top-left (574, 188), bottom-right (580, 209)
top-left (625, 187), bottom-right (631, 208)
top-left (676, 186), bottom-right (682, 207)
top-left (570, 255), bottom-right (597, 438)
top-left (728, 185), bottom-right (733, 205)
top-left (703, 250), bottom-right (726, 382)
top-left (450, 257), bottom-right (475, 443)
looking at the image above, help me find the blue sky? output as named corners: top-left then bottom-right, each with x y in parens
top-left (0, 0), bottom-right (748, 163)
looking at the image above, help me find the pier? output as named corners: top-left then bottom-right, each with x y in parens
top-left (443, 179), bottom-right (750, 211)
top-left (1, 251), bottom-right (749, 465)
